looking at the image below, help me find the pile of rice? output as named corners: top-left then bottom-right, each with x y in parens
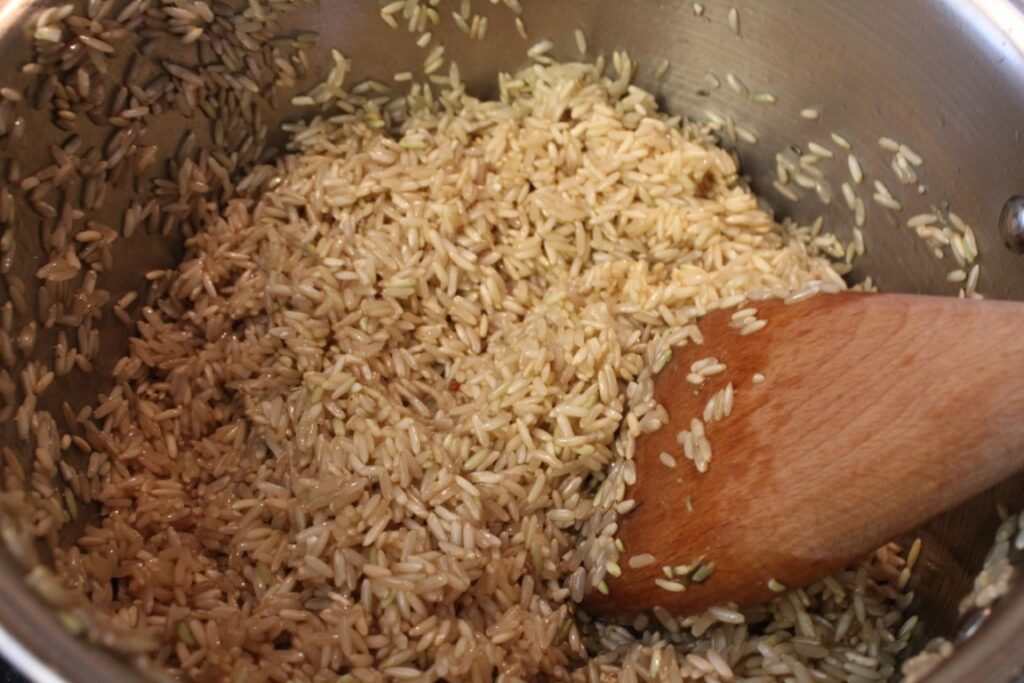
top-left (44, 59), bottom-right (922, 681)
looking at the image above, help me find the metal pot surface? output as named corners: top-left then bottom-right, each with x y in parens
top-left (0, 1), bottom-right (1022, 681)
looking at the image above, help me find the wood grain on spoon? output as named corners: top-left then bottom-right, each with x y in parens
top-left (584, 292), bottom-right (1024, 619)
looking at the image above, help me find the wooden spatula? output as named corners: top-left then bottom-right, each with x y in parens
top-left (584, 292), bottom-right (1024, 618)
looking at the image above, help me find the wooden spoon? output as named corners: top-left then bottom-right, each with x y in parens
top-left (584, 292), bottom-right (1024, 618)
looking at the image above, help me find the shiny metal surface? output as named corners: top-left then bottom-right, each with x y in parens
top-left (0, 0), bottom-right (1022, 681)
top-left (1000, 196), bottom-right (1024, 254)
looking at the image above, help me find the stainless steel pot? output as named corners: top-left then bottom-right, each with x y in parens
top-left (0, 0), bottom-right (1022, 680)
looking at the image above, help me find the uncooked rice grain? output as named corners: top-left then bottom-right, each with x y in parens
top-left (848, 153), bottom-right (864, 183)
top-left (831, 131), bottom-right (852, 149)
top-left (808, 141), bottom-right (833, 158)
top-left (574, 28), bottom-right (588, 54)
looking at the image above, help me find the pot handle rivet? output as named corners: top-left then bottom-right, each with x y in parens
top-left (999, 195), bottom-right (1024, 254)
